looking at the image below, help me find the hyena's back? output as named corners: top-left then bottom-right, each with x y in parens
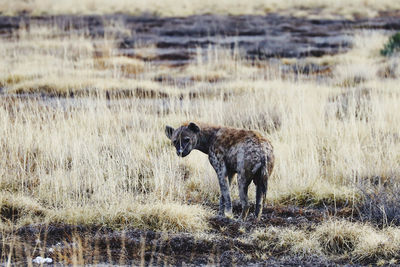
top-left (213, 127), bottom-right (274, 180)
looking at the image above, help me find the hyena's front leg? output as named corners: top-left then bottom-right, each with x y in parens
top-left (209, 153), bottom-right (232, 217)
top-left (218, 171), bottom-right (232, 217)
top-left (219, 195), bottom-right (225, 216)
top-left (219, 173), bottom-right (235, 216)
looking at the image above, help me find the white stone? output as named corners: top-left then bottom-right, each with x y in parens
top-left (33, 256), bottom-right (53, 264)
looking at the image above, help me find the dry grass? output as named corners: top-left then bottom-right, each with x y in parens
top-left (252, 226), bottom-right (321, 257)
top-left (252, 220), bottom-right (400, 263)
top-left (1, 0), bottom-right (400, 19)
top-left (50, 202), bottom-right (211, 232)
top-left (1, 23), bottom-right (400, 224)
top-left (1, 20), bottom-right (400, 264)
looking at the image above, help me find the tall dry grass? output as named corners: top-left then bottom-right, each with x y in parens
top-left (0, 23), bottom-right (400, 230)
top-left (1, 18), bottom-right (400, 265)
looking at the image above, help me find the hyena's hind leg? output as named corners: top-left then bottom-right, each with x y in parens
top-left (238, 173), bottom-right (251, 220)
top-left (255, 177), bottom-right (268, 220)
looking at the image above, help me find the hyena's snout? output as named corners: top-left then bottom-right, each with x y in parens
top-left (176, 148), bottom-right (189, 157)
top-left (175, 144), bottom-right (191, 157)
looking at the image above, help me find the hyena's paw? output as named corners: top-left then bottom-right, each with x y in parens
top-left (240, 206), bottom-right (250, 221)
top-left (224, 210), bottom-right (234, 219)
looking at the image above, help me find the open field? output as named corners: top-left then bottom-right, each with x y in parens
top-left (1, 0), bottom-right (400, 19)
top-left (1, 10), bottom-right (400, 266)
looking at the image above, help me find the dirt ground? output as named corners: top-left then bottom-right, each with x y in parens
top-left (1, 202), bottom-right (360, 266)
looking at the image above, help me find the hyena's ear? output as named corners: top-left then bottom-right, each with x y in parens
top-left (165, 125), bottom-right (175, 140)
top-left (188, 122), bottom-right (200, 133)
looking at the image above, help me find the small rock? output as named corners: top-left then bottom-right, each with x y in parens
top-left (33, 256), bottom-right (53, 264)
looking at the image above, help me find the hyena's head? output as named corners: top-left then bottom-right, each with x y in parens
top-left (165, 122), bottom-right (200, 157)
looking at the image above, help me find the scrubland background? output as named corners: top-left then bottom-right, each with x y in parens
top-left (1, 0), bottom-right (400, 19)
top-left (1, 1), bottom-right (400, 265)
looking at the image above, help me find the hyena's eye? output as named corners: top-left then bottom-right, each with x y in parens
top-left (183, 137), bottom-right (191, 142)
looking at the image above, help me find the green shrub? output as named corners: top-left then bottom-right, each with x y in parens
top-left (381, 32), bottom-right (400, 56)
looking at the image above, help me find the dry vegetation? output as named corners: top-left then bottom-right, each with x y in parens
top-left (1, 19), bottom-right (400, 265)
top-left (1, 0), bottom-right (400, 19)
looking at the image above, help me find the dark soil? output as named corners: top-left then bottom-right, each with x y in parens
top-left (1, 204), bottom-right (360, 266)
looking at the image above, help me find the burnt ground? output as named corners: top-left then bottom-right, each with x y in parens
top-left (1, 203), bottom-right (359, 266)
top-left (0, 14), bottom-right (400, 66)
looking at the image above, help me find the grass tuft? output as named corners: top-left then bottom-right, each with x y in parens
top-left (49, 202), bottom-right (212, 233)
top-left (252, 226), bottom-right (322, 257)
top-left (315, 220), bottom-right (363, 255)
top-left (0, 193), bottom-right (47, 225)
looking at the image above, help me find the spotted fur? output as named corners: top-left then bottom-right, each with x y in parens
top-left (165, 122), bottom-right (274, 220)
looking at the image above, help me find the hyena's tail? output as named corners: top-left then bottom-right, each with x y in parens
top-left (252, 155), bottom-right (268, 192)
top-left (251, 155), bottom-right (266, 175)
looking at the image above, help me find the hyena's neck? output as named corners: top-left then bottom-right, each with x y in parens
top-left (195, 126), bottom-right (219, 154)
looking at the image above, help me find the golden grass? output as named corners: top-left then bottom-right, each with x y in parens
top-left (252, 220), bottom-right (400, 263)
top-left (252, 226), bottom-right (322, 257)
top-left (0, 21), bottom-right (400, 265)
top-left (1, 21), bottom-right (400, 265)
top-left (1, 0), bottom-right (400, 19)
top-left (49, 202), bottom-right (211, 232)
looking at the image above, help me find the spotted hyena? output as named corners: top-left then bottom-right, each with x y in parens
top-left (165, 122), bottom-right (274, 220)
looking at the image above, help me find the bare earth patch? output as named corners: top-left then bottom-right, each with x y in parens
top-left (2, 204), bottom-right (359, 266)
